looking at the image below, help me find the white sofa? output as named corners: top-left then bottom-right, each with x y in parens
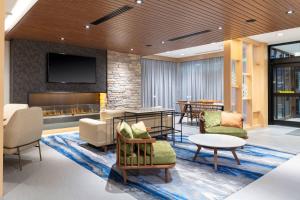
top-left (79, 109), bottom-right (173, 148)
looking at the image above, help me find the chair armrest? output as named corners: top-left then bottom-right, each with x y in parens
top-left (199, 112), bottom-right (206, 133)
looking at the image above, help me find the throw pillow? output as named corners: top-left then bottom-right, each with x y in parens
top-left (131, 121), bottom-right (152, 155)
top-left (221, 112), bottom-right (243, 128)
top-left (203, 111), bottom-right (221, 129)
top-left (132, 121), bottom-right (151, 139)
top-left (118, 121), bottom-right (134, 155)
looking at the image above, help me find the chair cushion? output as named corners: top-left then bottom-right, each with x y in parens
top-left (120, 141), bottom-right (176, 165)
top-left (203, 111), bottom-right (221, 128)
top-left (221, 112), bottom-right (243, 128)
top-left (205, 126), bottom-right (247, 138)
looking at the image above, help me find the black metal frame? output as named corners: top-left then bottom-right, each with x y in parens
top-left (112, 110), bottom-right (183, 145)
top-left (268, 40), bottom-right (300, 127)
top-left (4, 139), bottom-right (42, 171)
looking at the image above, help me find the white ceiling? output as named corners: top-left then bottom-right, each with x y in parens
top-left (157, 27), bottom-right (300, 58)
top-left (4, 0), bottom-right (38, 32)
top-left (5, 0), bottom-right (18, 17)
top-left (156, 42), bottom-right (224, 58)
top-left (249, 27), bottom-right (300, 45)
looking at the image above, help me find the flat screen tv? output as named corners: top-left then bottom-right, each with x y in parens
top-left (47, 53), bottom-right (96, 83)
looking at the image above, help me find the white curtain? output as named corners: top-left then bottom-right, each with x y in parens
top-left (141, 57), bottom-right (223, 109)
top-left (179, 57), bottom-right (224, 101)
top-left (141, 59), bottom-right (178, 109)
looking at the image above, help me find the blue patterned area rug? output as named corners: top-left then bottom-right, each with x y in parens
top-left (41, 133), bottom-right (294, 200)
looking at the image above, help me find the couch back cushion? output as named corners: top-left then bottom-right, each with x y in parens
top-left (221, 112), bottom-right (243, 128)
top-left (100, 109), bottom-right (125, 121)
top-left (203, 111), bottom-right (221, 128)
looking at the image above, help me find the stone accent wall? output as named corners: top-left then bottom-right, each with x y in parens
top-left (107, 50), bottom-right (141, 109)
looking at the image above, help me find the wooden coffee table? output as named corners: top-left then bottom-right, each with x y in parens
top-left (188, 134), bottom-right (246, 170)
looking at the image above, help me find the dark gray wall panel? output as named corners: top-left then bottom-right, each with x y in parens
top-left (10, 39), bottom-right (107, 103)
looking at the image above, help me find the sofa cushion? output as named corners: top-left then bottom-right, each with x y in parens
top-left (205, 126), bottom-right (247, 138)
top-left (100, 109), bottom-right (125, 121)
top-left (203, 111), bottom-right (221, 128)
top-left (120, 141), bottom-right (176, 165)
top-left (221, 112), bottom-right (243, 128)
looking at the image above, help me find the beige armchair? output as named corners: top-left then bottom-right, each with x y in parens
top-left (4, 107), bottom-right (43, 170)
top-left (3, 104), bottom-right (29, 126)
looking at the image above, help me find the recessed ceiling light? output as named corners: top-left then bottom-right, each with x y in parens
top-left (60, 37), bottom-right (65, 41)
top-left (161, 41), bottom-right (165, 44)
top-left (85, 24), bottom-right (90, 29)
top-left (218, 26), bottom-right (222, 30)
top-left (277, 33), bottom-right (284, 37)
top-left (287, 10), bottom-right (294, 15)
top-left (246, 19), bottom-right (256, 23)
top-left (136, 0), bottom-right (143, 4)
top-left (130, 48), bottom-right (134, 51)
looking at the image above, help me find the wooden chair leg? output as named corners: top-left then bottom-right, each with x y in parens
top-left (165, 168), bottom-right (170, 183)
top-left (122, 169), bottom-right (127, 184)
top-left (103, 146), bottom-right (108, 152)
top-left (38, 141), bottom-right (42, 161)
top-left (17, 147), bottom-right (22, 171)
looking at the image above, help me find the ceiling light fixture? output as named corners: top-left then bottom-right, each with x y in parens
top-left (60, 37), bottom-right (65, 41)
top-left (161, 41), bottom-right (165, 44)
top-left (246, 19), bottom-right (256, 23)
top-left (287, 10), bottom-right (294, 15)
top-left (218, 26), bottom-right (222, 30)
top-left (130, 48), bottom-right (134, 51)
top-left (5, 0), bottom-right (38, 32)
top-left (85, 24), bottom-right (90, 29)
top-left (136, 0), bottom-right (143, 4)
top-left (277, 33), bottom-right (284, 37)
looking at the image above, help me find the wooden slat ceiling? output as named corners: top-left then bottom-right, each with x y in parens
top-left (5, 0), bottom-right (300, 56)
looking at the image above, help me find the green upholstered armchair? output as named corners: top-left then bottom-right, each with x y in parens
top-left (199, 111), bottom-right (248, 139)
top-left (116, 122), bottom-right (176, 184)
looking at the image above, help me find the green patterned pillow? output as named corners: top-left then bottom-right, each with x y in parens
top-left (131, 121), bottom-right (152, 155)
top-left (132, 121), bottom-right (151, 139)
top-left (119, 121), bottom-right (133, 139)
top-left (204, 111), bottom-right (221, 129)
top-left (119, 121), bottom-right (134, 155)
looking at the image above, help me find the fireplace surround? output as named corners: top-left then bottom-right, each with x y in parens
top-left (28, 92), bottom-right (100, 124)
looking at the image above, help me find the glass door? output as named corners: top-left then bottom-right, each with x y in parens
top-left (272, 63), bottom-right (300, 123)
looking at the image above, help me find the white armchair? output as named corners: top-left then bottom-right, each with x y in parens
top-left (4, 107), bottom-right (43, 170)
top-left (3, 104), bottom-right (29, 126)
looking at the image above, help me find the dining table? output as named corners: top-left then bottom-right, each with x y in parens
top-left (176, 101), bottom-right (224, 124)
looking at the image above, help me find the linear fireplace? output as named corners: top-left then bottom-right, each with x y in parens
top-left (28, 92), bottom-right (100, 124)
